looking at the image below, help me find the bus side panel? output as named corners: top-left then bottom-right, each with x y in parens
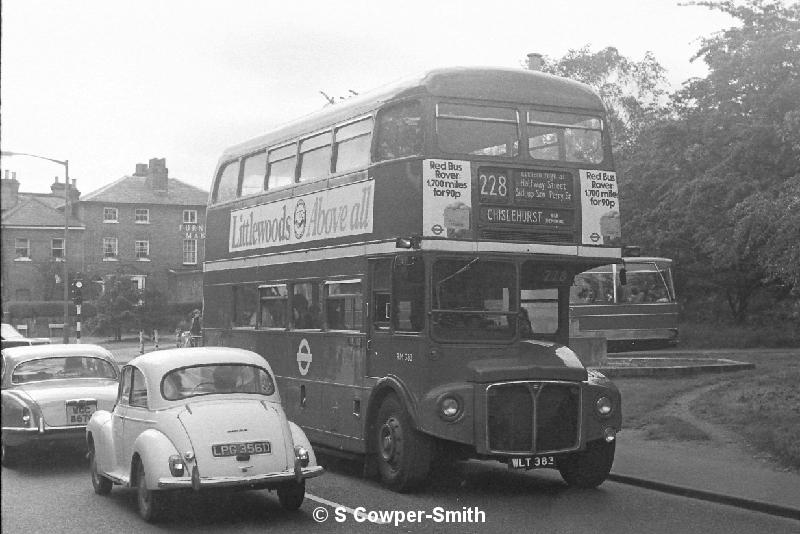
top-left (273, 332), bottom-right (368, 453)
top-left (571, 303), bottom-right (679, 342)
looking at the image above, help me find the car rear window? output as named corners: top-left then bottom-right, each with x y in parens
top-left (12, 357), bottom-right (117, 384)
top-left (161, 364), bottom-right (275, 400)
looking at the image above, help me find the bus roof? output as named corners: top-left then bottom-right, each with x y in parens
top-left (221, 67), bottom-right (605, 160)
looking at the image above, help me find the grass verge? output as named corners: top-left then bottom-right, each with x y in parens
top-left (613, 349), bottom-right (800, 471)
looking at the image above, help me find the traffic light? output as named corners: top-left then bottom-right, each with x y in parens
top-left (70, 279), bottom-right (83, 305)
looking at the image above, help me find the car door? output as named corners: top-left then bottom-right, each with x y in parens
top-left (122, 367), bottom-right (152, 472)
top-left (110, 367), bottom-right (132, 473)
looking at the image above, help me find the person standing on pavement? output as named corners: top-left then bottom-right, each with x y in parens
top-left (189, 309), bottom-right (202, 347)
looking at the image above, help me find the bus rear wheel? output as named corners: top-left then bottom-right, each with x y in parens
top-left (374, 394), bottom-right (432, 492)
top-left (558, 439), bottom-right (615, 489)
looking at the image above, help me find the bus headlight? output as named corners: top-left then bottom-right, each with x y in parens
top-left (595, 396), bottom-right (614, 417)
top-left (438, 395), bottom-right (462, 421)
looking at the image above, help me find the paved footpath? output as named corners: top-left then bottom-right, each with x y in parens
top-left (93, 340), bottom-right (800, 520)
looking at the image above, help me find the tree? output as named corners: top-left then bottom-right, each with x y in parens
top-left (536, 45), bottom-right (670, 155)
top-left (132, 287), bottom-right (170, 334)
top-left (87, 274), bottom-right (139, 341)
top-left (624, 0), bottom-right (800, 321)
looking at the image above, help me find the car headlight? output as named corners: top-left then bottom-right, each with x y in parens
top-left (169, 454), bottom-right (185, 476)
top-left (294, 446), bottom-right (309, 468)
top-left (595, 395), bottom-right (614, 417)
top-left (438, 395), bottom-right (462, 422)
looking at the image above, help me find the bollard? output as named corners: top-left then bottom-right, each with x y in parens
top-left (154, 329), bottom-right (159, 351)
top-left (139, 330), bottom-right (145, 354)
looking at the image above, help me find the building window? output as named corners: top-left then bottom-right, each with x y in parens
top-left (52, 238), bottom-right (64, 259)
top-left (15, 238), bottom-right (30, 259)
top-left (103, 207), bottom-right (118, 222)
top-left (183, 210), bottom-right (197, 224)
top-left (135, 208), bottom-right (150, 223)
top-left (183, 239), bottom-right (197, 265)
top-left (135, 240), bottom-right (150, 260)
top-left (103, 237), bottom-right (118, 259)
top-left (130, 275), bottom-right (146, 291)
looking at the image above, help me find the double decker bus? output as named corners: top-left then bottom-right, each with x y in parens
top-left (203, 67), bottom-right (622, 491)
top-left (570, 257), bottom-right (679, 349)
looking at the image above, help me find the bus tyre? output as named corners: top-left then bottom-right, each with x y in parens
top-left (558, 439), bottom-right (615, 489)
top-left (375, 394), bottom-right (432, 492)
top-left (277, 480), bottom-right (305, 511)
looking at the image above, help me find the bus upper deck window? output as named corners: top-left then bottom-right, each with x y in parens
top-left (214, 160), bottom-right (240, 203)
top-left (299, 132), bottom-right (332, 182)
top-left (240, 151), bottom-right (267, 196)
top-left (527, 111), bottom-right (603, 164)
top-left (335, 118), bottom-right (373, 173)
top-left (375, 101), bottom-right (422, 161)
top-left (268, 144), bottom-right (297, 190)
top-left (436, 103), bottom-right (519, 157)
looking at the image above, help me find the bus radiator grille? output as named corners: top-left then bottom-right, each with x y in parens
top-left (487, 382), bottom-right (580, 453)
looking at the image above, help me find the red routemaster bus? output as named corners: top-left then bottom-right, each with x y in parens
top-left (203, 67), bottom-right (623, 491)
top-left (570, 257), bottom-right (679, 349)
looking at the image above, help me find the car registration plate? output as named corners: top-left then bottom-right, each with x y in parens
top-left (508, 455), bottom-right (557, 470)
top-left (65, 401), bottom-right (97, 425)
top-left (212, 441), bottom-right (271, 457)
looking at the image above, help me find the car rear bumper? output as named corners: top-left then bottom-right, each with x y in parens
top-left (2, 425), bottom-right (85, 447)
top-left (156, 465), bottom-right (325, 489)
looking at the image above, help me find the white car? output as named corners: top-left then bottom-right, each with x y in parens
top-left (86, 347), bottom-right (324, 522)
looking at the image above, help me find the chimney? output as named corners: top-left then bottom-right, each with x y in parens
top-left (146, 157), bottom-right (168, 191)
top-left (69, 178), bottom-right (81, 212)
top-left (134, 163), bottom-right (148, 176)
top-left (50, 175), bottom-right (67, 197)
top-left (527, 52), bottom-right (544, 71)
top-left (1, 172), bottom-right (21, 212)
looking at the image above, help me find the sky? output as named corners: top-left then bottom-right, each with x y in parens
top-left (1, 0), bottom-right (737, 196)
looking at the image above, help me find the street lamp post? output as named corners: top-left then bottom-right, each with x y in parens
top-left (1, 151), bottom-right (71, 343)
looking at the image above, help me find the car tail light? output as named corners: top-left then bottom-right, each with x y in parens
top-left (294, 446), bottom-right (309, 468)
top-left (21, 407), bottom-right (32, 427)
top-left (169, 454), bottom-right (185, 476)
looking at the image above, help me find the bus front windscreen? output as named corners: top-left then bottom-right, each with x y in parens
top-left (432, 258), bottom-right (517, 341)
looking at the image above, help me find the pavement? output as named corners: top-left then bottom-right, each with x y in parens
top-left (87, 338), bottom-right (800, 520)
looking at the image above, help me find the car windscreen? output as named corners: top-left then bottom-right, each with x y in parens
top-left (12, 356), bottom-right (118, 384)
top-left (161, 364), bottom-right (275, 400)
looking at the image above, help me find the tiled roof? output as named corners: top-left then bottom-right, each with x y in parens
top-left (81, 175), bottom-right (208, 206)
top-left (1, 196), bottom-right (84, 228)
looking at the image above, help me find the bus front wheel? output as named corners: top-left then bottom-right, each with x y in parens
top-left (374, 394), bottom-right (432, 492)
top-left (558, 439), bottom-right (615, 489)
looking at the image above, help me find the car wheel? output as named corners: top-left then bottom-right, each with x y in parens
top-left (374, 394), bottom-right (432, 492)
top-left (136, 462), bottom-right (160, 522)
top-left (1, 441), bottom-right (19, 468)
top-left (89, 444), bottom-right (112, 495)
top-left (558, 439), bottom-right (616, 489)
top-left (277, 480), bottom-right (305, 511)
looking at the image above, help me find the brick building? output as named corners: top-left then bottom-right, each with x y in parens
top-left (1, 172), bottom-right (84, 304)
top-left (77, 158), bottom-right (208, 302)
top-left (1, 158), bottom-right (208, 320)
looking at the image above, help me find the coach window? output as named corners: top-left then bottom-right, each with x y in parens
top-left (299, 132), bottom-right (332, 182)
top-left (240, 151), bottom-right (267, 196)
top-left (259, 284), bottom-right (288, 329)
top-left (371, 259), bottom-right (392, 331)
top-left (233, 285), bottom-right (259, 327)
top-left (214, 160), bottom-right (241, 203)
top-left (292, 282), bottom-right (322, 329)
top-left (375, 100), bottom-right (422, 161)
top-left (325, 279), bottom-right (363, 330)
top-left (267, 144), bottom-right (297, 189)
top-left (334, 118), bottom-right (373, 174)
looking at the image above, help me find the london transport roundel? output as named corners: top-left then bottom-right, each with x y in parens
top-left (296, 338), bottom-right (312, 376)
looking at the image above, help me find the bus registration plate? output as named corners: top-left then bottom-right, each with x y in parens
top-left (508, 456), bottom-right (556, 470)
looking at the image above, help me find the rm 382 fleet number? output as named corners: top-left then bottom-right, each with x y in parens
top-left (396, 352), bottom-right (413, 362)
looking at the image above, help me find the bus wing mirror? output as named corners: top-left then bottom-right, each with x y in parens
top-left (619, 268), bottom-right (627, 286)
